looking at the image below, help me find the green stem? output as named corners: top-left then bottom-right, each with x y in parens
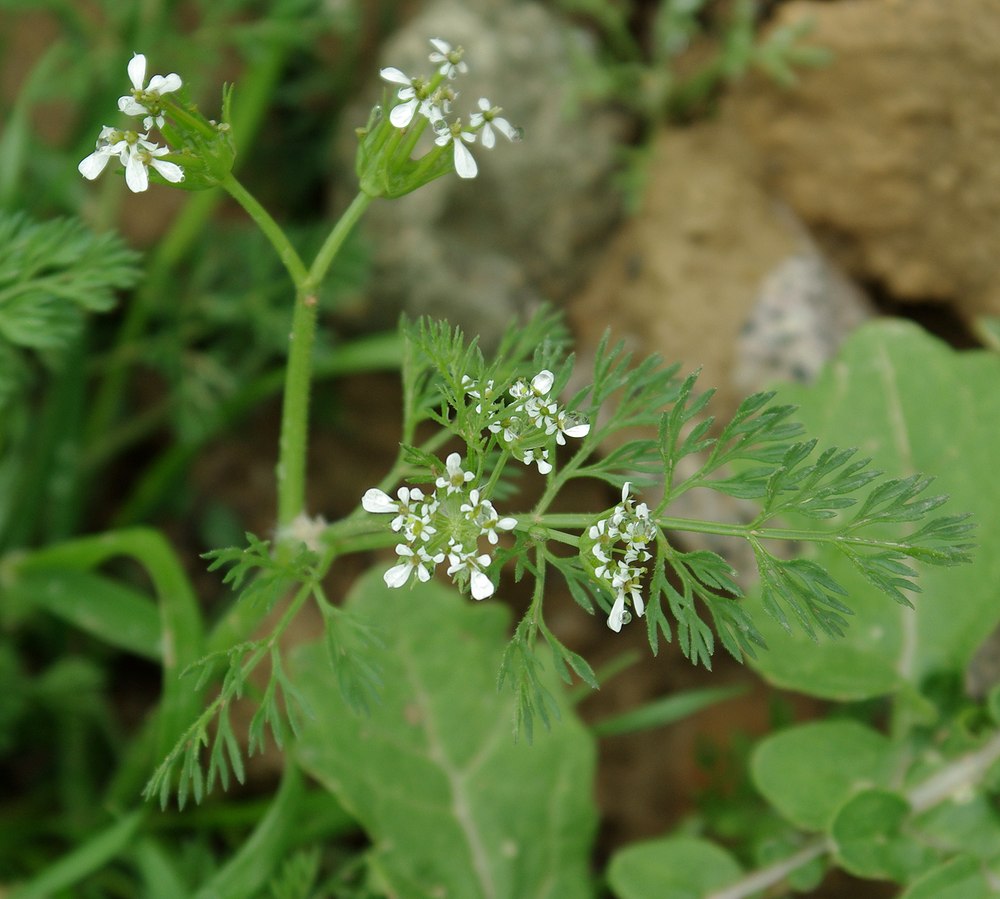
top-left (213, 180), bottom-right (374, 531)
top-left (535, 513), bottom-right (925, 552)
top-left (275, 289), bottom-right (320, 530)
top-left (221, 173), bottom-right (308, 286)
top-left (306, 190), bottom-right (373, 291)
top-left (274, 191), bottom-right (374, 529)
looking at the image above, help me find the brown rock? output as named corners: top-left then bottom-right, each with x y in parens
top-left (572, 121), bottom-right (804, 419)
top-left (727, 0), bottom-right (1000, 319)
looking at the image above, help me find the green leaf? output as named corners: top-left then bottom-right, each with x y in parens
top-left (914, 794), bottom-right (1000, 860)
top-left (10, 810), bottom-right (145, 899)
top-left (607, 836), bottom-right (742, 899)
top-left (591, 684), bottom-right (745, 737)
top-left (901, 855), bottom-right (998, 899)
top-left (0, 213), bottom-right (139, 362)
top-left (745, 322), bottom-right (999, 699)
top-left (751, 720), bottom-right (896, 832)
top-left (291, 571), bottom-right (598, 899)
top-left (831, 789), bottom-right (935, 881)
top-left (9, 567), bottom-right (161, 660)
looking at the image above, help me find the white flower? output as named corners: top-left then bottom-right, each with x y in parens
top-left (446, 545), bottom-right (495, 600)
top-left (521, 448), bottom-right (552, 475)
top-left (460, 488), bottom-right (485, 519)
top-left (469, 567), bottom-right (496, 600)
top-left (511, 370), bottom-right (554, 400)
top-left (428, 38), bottom-right (468, 79)
top-left (607, 593), bottom-right (627, 632)
top-left (124, 135), bottom-right (183, 192)
top-left (380, 67), bottom-right (421, 127)
top-left (469, 98), bottom-right (519, 149)
top-left (361, 486), bottom-right (431, 535)
top-left (434, 120), bottom-right (478, 179)
top-left (118, 53), bottom-right (182, 130)
top-left (436, 452), bottom-right (475, 494)
top-left (361, 487), bottom-right (399, 514)
top-left (462, 376), bottom-right (496, 413)
top-left (612, 564), bottom-right (646, 619)
top-left (78, 129), bottom-right (183, 193)
top-left (380, 67), bottom-right (442, 128)
top-left (383, 544), bottom-right (443, 589)
top-left (524, 397), bottom-right (558, 434)
top-left (556, 409), bottom-right (591, 445)
top-left (78, 127), bottom-right (128, 181)
top-left (477, 502), bottom-right (517, 545)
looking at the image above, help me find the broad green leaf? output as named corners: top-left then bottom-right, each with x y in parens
top-left (751, 720), bottom-right (895, 831)
top-left (914, 794), bottom-right (1000, 860)
top-left (292, 571), bottom-right (597, 899)
top-left (745, 321), bottom-right (1000, 698)
top-left (831, 788), bottom-right (935, 881)
top-left (901, 855), bottom-right (998, 899)
top-left (607, 836), bottom-right (742, 899)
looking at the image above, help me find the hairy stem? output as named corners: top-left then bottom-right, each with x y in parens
top-left (275, 191), bottom-right (374, 529)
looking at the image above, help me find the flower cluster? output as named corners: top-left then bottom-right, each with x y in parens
top-left (379, 38), bottom-right (520, 179)
top-left (463, 370), bottom-right (591, 474)
top-left (587, 484), bottom-right (656, 632)
top-left (79, 53), bottom-right (184, 192)
top-left (361, 453), bottom-right (517, 599)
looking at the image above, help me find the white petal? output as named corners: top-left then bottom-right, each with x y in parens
top-left (607, 595), bottom-right (626, 632)
top-left (362, 488), bottom-right (396, 513)
top-left (621, 482), bottom-right (631, 503)
top-left (453, 139), bottom-right (477, 179)
top-left (477, 97), bottom-right (491, 111)
top-left (531, 370), bottom-right (554, 395)
top-left (416, 565), bottom-right (432, 582)
top-left (124, 153), bottom-right (148, 192)
top-left (479, 123), bottom-right (495, 149)
top-left (78, 150), bottom-right (113, 180)
top-left (127, 53), bottom-right (147, 90)
top-left (429, 38), bottom-right (450, 55)
top-left (389, 100), bottom-right (416, 128)
top-left (537, 458), bottom-right (553, 475)
top-left (379, 66), bottom-right (411, 86)
top-left (633, 593), bottom-right (646, 618)
top-left (493, 117), bottom-right (519, 142)
top-left (497, 517), bottom-right (517, 532)
top-left (118, 97), bottom-right (147, 116)
top-left (445, 452), bottom-right (461, 474)
top-left (383, 562), bottom-right (412, 589)
top-left (470, 569), bottom-right (495, 600)
top-left (150, 158), bottom-right (184, 183)
top-left (147, 72), bottom-right (182, 94)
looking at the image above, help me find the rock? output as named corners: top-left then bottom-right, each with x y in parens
top-left (571, 120), bottom-right (870, 420)
top-left (726, 0), bottom-right (1000, 321)
top-left (340, 0), bottom-right (627, 342)
top-left (569, 120), bottom-right (871, 562)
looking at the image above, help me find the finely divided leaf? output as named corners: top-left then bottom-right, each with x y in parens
top-left (744, 321), bottom-right (999, 699)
